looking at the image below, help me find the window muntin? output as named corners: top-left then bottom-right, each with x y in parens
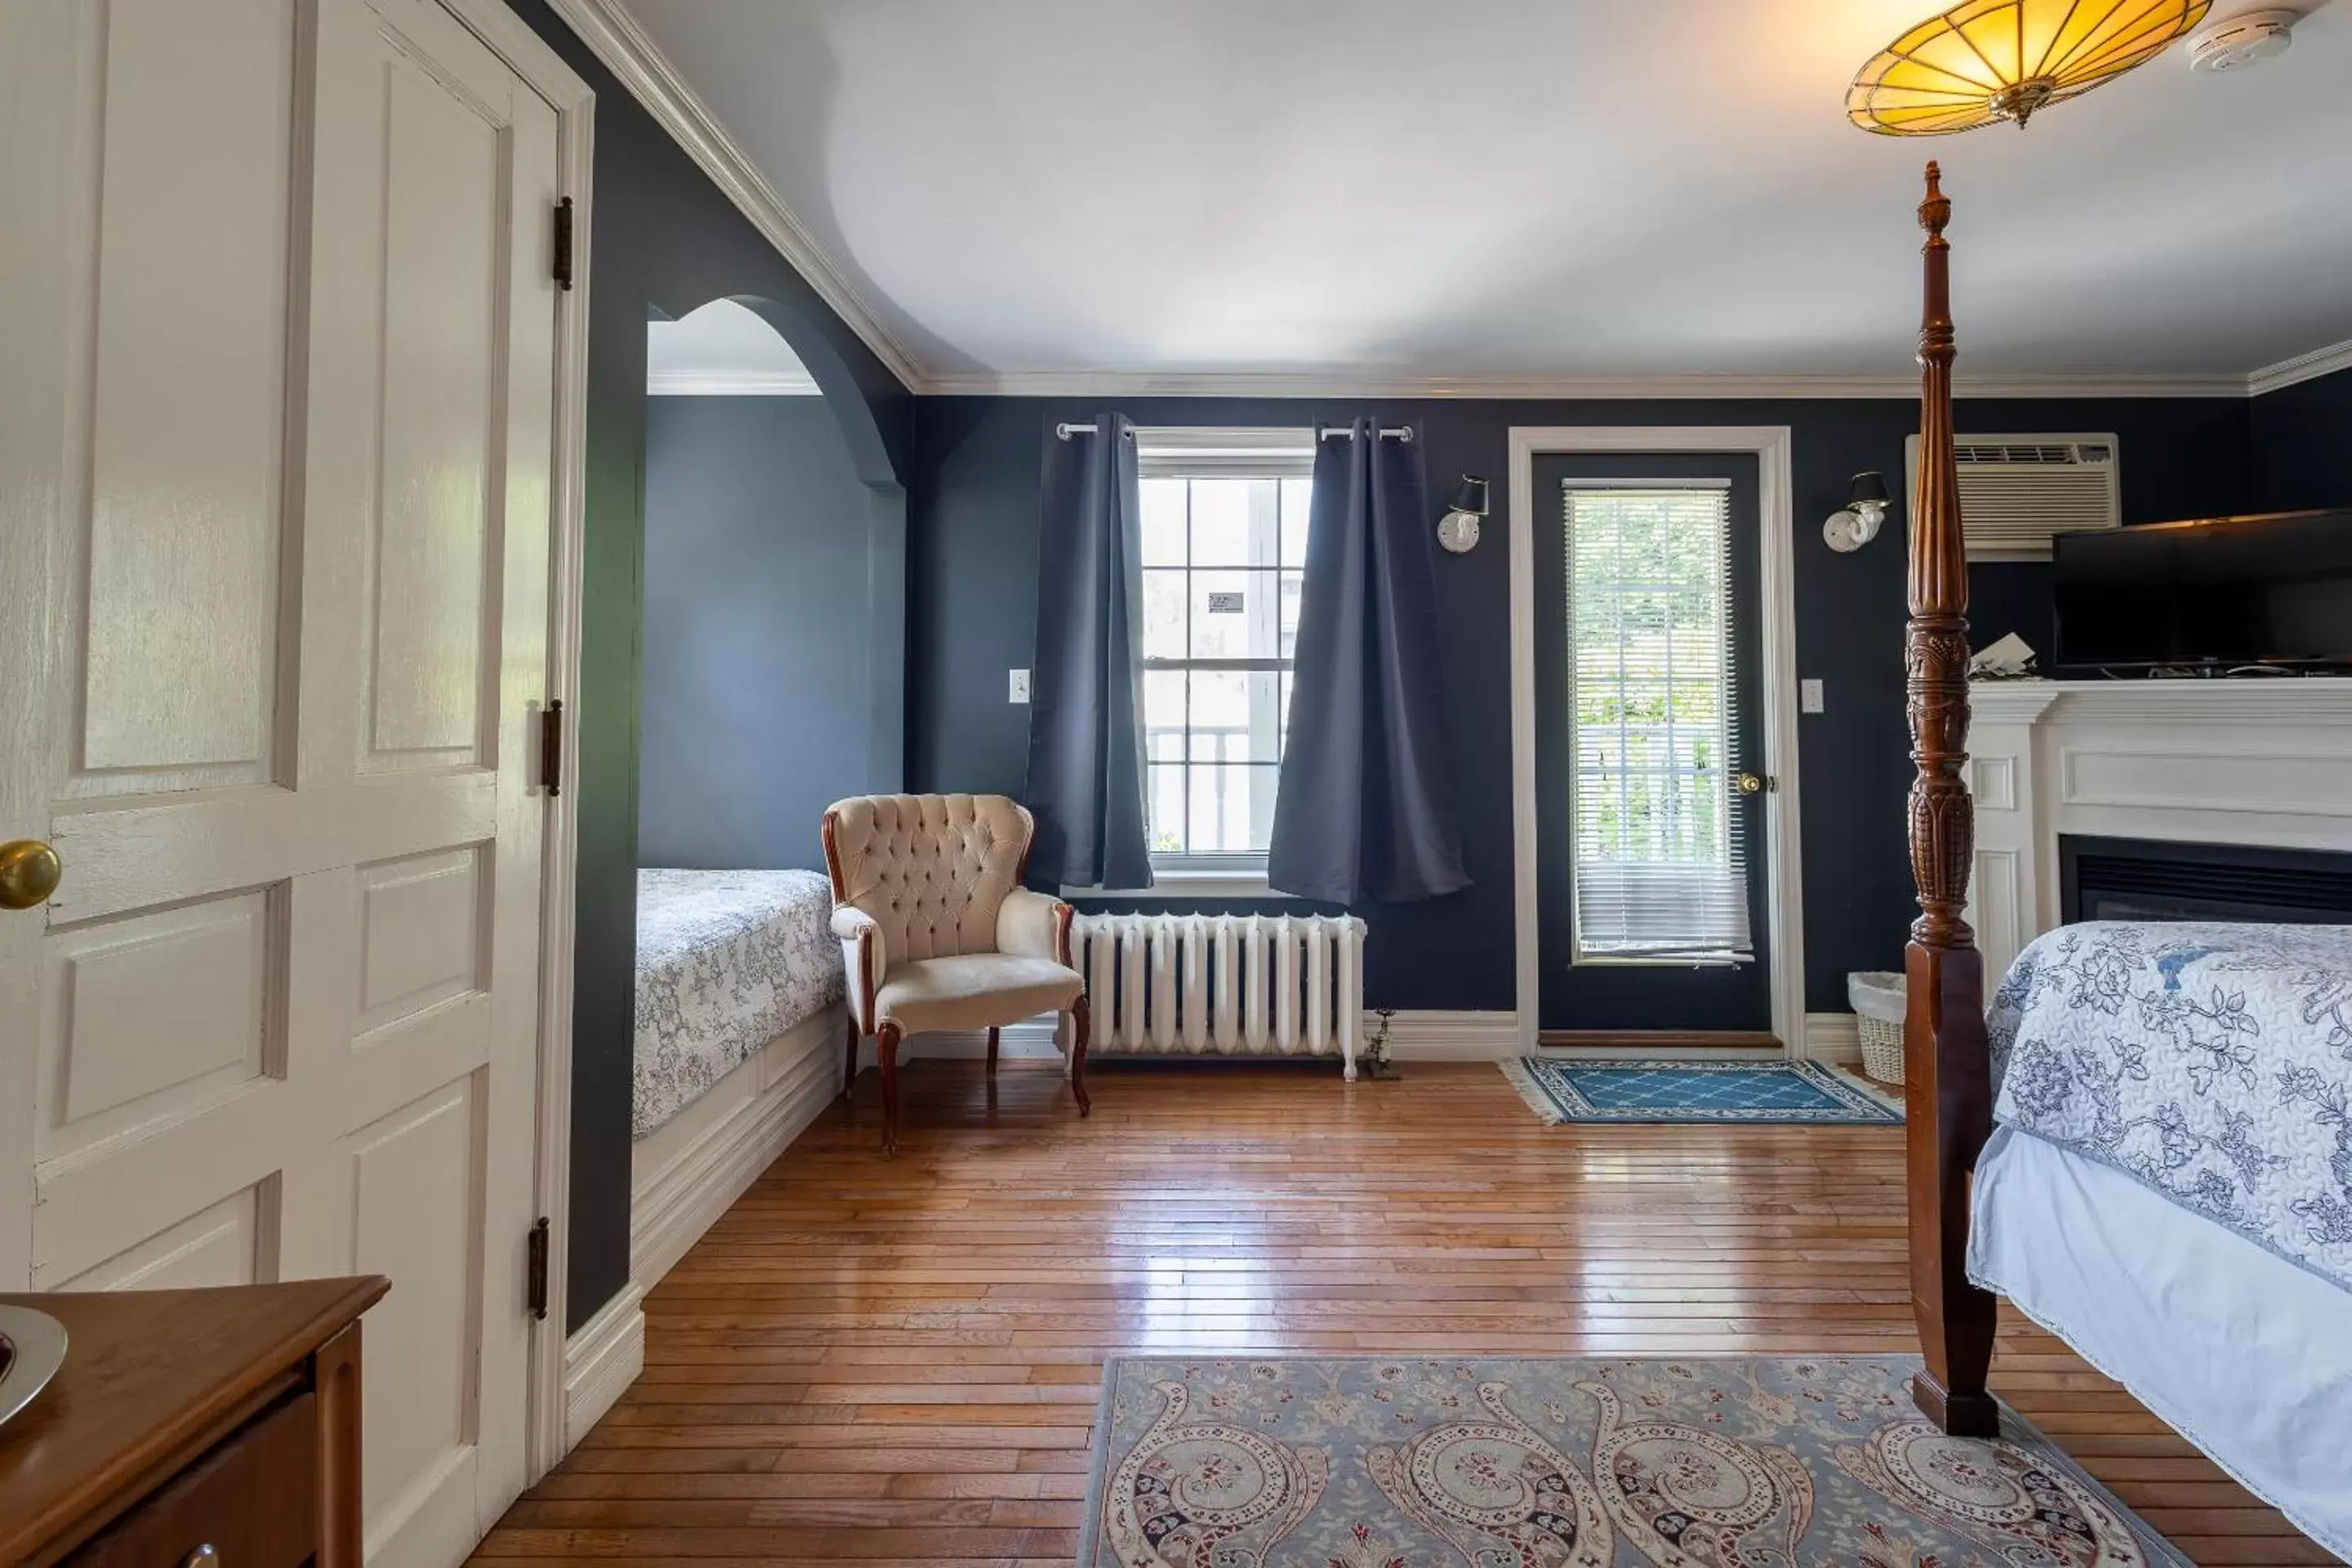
top-left (1137, 433), bottom-right (1312, 867)
top-left (1564, 484), bottom-right (1753, 964)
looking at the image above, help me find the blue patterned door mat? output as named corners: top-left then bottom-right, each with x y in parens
top-left (1503, 1057), bottom-right (1904, 1125)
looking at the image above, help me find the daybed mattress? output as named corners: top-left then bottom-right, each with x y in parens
top-left (634, 867), bottom-right (843, 1139)
top-left (1970, 1123), bottom-right (2352, 1560)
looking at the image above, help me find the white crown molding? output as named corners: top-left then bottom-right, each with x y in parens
top-left (2247, 336), bottom-right (2352, 398)
top-left (541, 0), bottom-right (923, 390)
top-left (918, 368), bottom-right (2255, 400)
top-left (647, 370), bottom-right (822, 397)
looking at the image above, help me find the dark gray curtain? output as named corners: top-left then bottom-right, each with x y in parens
top-left (1023, 414), bottom-right (1153, 889)
top-left (1268, 419), bottom-right (1470, 904)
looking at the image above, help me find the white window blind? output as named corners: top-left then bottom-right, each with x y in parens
top-left (1564, 485), bottom-right (1753, 964)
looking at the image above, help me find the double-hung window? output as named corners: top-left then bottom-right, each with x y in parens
top-left (1136, 430), bottom-right (1313, 887)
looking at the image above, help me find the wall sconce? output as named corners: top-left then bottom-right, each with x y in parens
top-left (1438, 475), bottom-right (1489, 554)
top-left (1824, 470), bottom-right (1891, 553)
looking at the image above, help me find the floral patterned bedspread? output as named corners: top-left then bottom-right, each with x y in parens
top-left (1989, 921), bottom-right (2352, 1290)
top-left (634, 868), bottom-right (844, 1139)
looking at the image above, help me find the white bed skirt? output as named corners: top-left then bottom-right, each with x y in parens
top-left (1970, 1125), bottom-right (2352, 1560)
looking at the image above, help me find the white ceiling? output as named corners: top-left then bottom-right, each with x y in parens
top-left (617, 0), bottom-right (2352, 390)
top-left (646, 297), bottom-right (820, 394)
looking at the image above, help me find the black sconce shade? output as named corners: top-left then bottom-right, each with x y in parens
top-left (1450, 476), bottom-right (1490, 515)
top-left (1848, 470), bottom-right (1891, 508)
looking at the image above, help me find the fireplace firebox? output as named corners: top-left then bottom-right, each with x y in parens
top-left (2060, 835), bottom-right (2352, 925)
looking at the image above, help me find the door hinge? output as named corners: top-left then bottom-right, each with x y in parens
top-left (552, 197), bottom-right (575, 292)
top-left (526, 1215), bottom-right (551, 1321)
top-left (540, 698), bottom-right (564, 799)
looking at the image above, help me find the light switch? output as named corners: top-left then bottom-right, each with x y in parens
top-left (1801, 678), bottom-right (1824, 715)
top-left (1009, 668), bottom-right (1031, 704)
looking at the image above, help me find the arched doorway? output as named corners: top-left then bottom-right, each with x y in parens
top-left (637, 296), bottom-right (903, 869)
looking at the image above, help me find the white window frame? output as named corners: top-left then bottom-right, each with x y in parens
top-left (1089, 429), bottom-right (1313, 898)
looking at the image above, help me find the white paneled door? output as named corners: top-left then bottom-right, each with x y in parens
top-left (0, 0), bottom-right (564, 1561)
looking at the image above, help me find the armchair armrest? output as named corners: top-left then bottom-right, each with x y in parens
top-left (832, 905), bottom-right (886, 1030)
top-left (997, 888), bottom-right (1073, 966)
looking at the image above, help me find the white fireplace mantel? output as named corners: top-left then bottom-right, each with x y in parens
top-left (1964, 679), bottom-right (2352, 978)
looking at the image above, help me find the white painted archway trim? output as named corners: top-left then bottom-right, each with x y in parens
top-left (1507, 426), bottom-right (1806, 1059)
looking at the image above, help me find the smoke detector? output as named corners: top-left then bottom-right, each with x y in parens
top-left (2187, 8), bottom-right (2298, 72)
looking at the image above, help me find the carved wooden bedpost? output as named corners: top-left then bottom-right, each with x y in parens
top-left (1904, 162), bottom-right (1999, 1438)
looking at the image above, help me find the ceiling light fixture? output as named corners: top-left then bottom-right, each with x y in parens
top-left (1848, 0), bottom-right (2211, 136)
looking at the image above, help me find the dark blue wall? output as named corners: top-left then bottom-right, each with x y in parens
top-left (505, 0), bottom-right (911, 1326)
top-left (908, 394), bottom-right (2253, 1018)
top-left (641, 396), bottom-right (898, 871)
top-left (2252, 365), bottom-right (2352, 513)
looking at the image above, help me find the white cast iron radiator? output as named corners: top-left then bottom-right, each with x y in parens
top-left (1068, 912), bottom-right (1370, 1079)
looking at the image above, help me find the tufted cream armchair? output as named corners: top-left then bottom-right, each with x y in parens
top-left (819, 793), bottom-right (1089, 1153)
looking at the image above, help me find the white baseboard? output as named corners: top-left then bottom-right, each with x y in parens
top-left (564, 1281), bottom-right (644, 1450)
top-left (1801, 1010), bottom-right (1863, 1064)
top-left (908, 1018), bottom-right (1063, 1061)
top-left (912, 1010), bottom-right (1532, 1064)
top-left (630, 1003), bottom-right (845, 1288)
top-left (907, 1009), bottom-right (1840, 1067)
top-left (1379, 1010), bottom-right (1522, 1061)
top-left (915, 1010), bottom-right (1530, 1065)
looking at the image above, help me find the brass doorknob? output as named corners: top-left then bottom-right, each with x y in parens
top-left (1735, 773), bottom-right (1766, 795)
top-left (0, 840), bottom-right (61, 911)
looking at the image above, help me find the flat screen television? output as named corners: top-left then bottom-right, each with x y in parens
top-left (2051, 508), bottom-right (2352, 675)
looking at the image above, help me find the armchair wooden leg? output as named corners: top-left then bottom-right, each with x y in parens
top-left (876, 1020), bottom-right (903, 1156)
top-left (1069, 996), bottom-right (1091, 1117)
top-left (843, 1014), bottom-right (859, 1099)
top-left (987, 1026), bottom-right (1000, 1079)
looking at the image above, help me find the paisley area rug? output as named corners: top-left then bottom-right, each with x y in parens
top-left (1080, 1355), bottom-right (2187, 1567)
top-left (1502, 1058), bottom-right (1903, 1125)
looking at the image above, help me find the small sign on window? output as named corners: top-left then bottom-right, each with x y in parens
top-left (1206, 591), bottom-right (1245, 613)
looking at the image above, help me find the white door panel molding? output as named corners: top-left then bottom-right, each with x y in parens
top-left (0, 0), bottom-right (591, 1557)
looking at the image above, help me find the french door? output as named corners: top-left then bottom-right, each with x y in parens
top-left (0, 0), bottom-right (562, 1561)
top-left (1532, 454), bottom-right (1772, 1036)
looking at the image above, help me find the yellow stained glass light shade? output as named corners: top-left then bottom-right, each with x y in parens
top-left (1849, 0), bottom-right (2211, 135)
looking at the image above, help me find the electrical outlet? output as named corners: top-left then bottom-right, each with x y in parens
top-left (1801, 678), bottom-right (1825, 714)
top-left (1009, 668), bottom-right (1031, 704)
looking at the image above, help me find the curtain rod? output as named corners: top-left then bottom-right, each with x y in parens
top-left (1054, 422), bottom-right (1413, 442)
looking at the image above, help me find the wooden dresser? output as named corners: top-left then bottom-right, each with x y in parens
top-left (0, 1278), bottom-right (387, 1568)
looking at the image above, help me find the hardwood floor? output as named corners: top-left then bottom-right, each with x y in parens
top-left (473, 1060), bottom-right (2340, 1566)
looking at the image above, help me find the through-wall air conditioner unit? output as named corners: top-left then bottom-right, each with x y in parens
top-left (1904, 434), bottom-right (2120, 562)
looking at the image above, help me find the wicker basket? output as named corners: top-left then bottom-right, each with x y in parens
top-left (1847, 970), bottom-right (1907, 1085)
top-left (1855, 1015), bottom-right (1904, 1084)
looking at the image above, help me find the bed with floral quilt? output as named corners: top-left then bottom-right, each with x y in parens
top-left (1967, 920), bottom-right (2352, 1557)
top-left (633, 867), bottom-right (844, 1140)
